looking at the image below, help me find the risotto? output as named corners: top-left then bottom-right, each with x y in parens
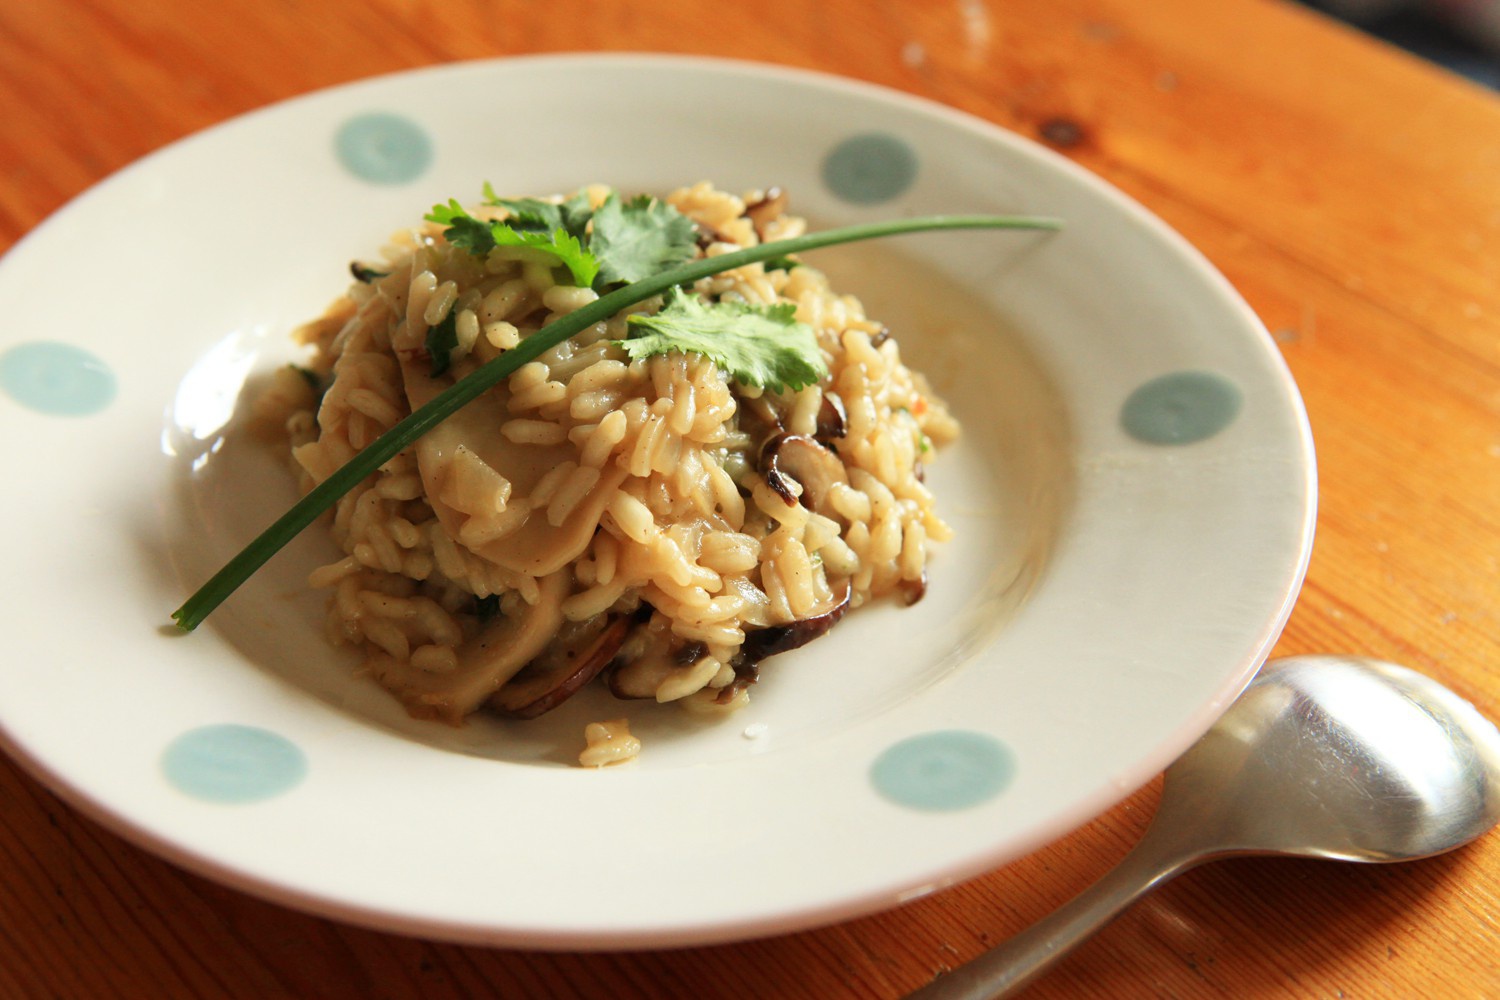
top-left (263, 182), bottom-right (959, 732)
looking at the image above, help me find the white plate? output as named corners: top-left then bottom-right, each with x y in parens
top-left (0, 55), bottom-right (1314, 947)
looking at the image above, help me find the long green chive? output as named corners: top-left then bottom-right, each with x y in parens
top-left (171, 213), bottom-right (1061, 630)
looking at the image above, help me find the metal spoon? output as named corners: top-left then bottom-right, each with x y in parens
top-left (910, 655), bottom-right (1500, 999)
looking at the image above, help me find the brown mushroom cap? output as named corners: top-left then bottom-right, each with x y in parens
top-left (815, 394), bottom-right (847, 442)
top-left (744, 186), bottom-right (788, 240)
top-left (760, 433), bottom-right (848, 513)
top-left (739, 580), bottom-right (853, 664)
top-left (608, 616), bottom-right (716, 700)
top-left (490, 615), bottom-right (632, 719)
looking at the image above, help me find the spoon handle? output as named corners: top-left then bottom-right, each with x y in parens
top-left (906, 834), bottom-right (1203, 1000)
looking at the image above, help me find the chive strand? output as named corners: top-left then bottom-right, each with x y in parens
top-left (171, 213), bottom-right (1060, 631)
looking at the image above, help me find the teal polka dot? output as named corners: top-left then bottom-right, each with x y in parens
top-left (162, 725), bottom-right (307, 804)
top-left (334, 112), bottom-right (432, 184)
top-left (871, 730), bottom-right (1014, 811)
top-left (822, 133), bottom-right (918, 204)
top-left (0, 342), bottom-right (116, 416)
top-left (1121, 371), bottom-right (1243, 445)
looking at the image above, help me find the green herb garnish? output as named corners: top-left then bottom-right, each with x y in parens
top-left (289, 364), bottom-right (322, 392)
top-left (349, 262), bottom-right (389, 283)
top-left (425, 200), bottom-right (599, 287)
top-left (488, 188), bottom-right (697, 289)
top-left (171, 210), bottom-right (1061, 631)
top-left (422, 202), bottom-right (498, 254)
top-left (424, 311), bottom-right (460, 378)
top-left (588, 194), bottom-right (698, 287)
top-left (491, 188), bottom-right (595, 238)
top-left (619, 289), bottom-right (824, 394)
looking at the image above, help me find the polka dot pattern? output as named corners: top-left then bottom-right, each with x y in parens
top-left (0, 342), bottom-right (116, 416)
top-left (822, 133), bottom-right (918, 204)
top-left (162, 725), bottom-right (307, 804)
top-left (871, 730), bottom-right (1015, 811)
top-left (334, 112), bottom-right (433, 184)
top-left (1121, 371), bottom-right (1243, 445)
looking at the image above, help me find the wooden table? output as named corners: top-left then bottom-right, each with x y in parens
top-left (2, 0), bottom-right (1497, 996)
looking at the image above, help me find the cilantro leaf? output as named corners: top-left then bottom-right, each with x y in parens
top-left (429, 189), bottom-right (693, 289)
top-left (426, 200), bottom-right (500, 255)
top-left (489, 225), bottom-right (599, 287)
top-left (618, 289), bottom-right (827, 393)
top-left (425, 310), bottom-right (460, 377)
top-left (494, 190), bottom-right (595, 237)
top-left (589, 194), bottom-right (698, 288)
top-left (425, 200), bottom-right (600, 287)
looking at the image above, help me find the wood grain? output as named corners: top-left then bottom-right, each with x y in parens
top-left (2, 0), bottom-right (1497, 996)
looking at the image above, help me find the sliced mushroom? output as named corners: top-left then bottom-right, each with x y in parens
top-left (815, 394), bottom-right (847, 442)
top-left (897, 571), bottom-right (928, 606)
top-left (760, 433), bottom-right (848, 513)
top-left (744, 186), bottom-right (788, 240)
top-left (490, 614), bottom-right (632, 719)
top-left (739, 394), bottom-right (785, 442)
top-left (717, 659), bottom-right (761, 703)
top-left (370, 569), bottom-right (571, 724)
top-left (397, 352), bottom-right (627, 576)
top-left (672, 641), bottom-right (709, 667)
top-left (738, 580), bottom-right (852, 664)
top-left (692, 220), bottom-right (729, 250)
top-left (608, 615), bottom-right (715, 700)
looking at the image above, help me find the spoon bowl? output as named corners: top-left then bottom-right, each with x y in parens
top-left (912, 655), bottom-right (1500, 999)
top-left (1164, 656), bottom-right (1500, 863)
